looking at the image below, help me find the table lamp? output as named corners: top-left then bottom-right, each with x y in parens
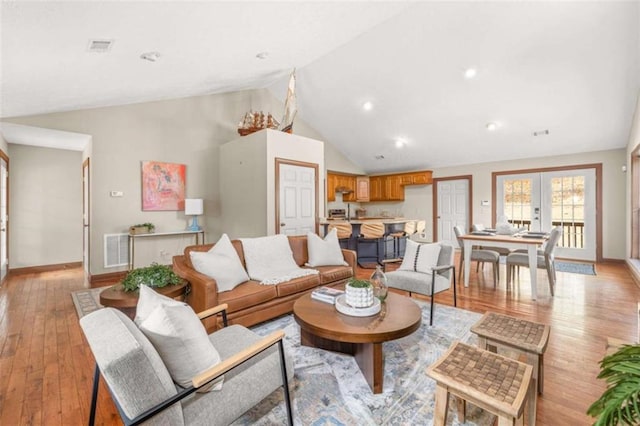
top-left (184, 198), bottom-right (203, 231)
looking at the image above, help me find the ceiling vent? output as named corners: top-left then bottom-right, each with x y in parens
top-left (87, 39), bottom-right (114, 53)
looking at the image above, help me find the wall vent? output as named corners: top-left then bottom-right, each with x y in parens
top-left (87, 39), bottom-right (114, 53)
top-left (104, 233), bottom-right (129, 268)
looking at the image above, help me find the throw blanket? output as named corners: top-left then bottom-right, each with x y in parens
top-left (239, 235), bottom-right (318, 285)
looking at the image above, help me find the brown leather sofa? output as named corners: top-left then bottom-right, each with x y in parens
top-left (173, 235), bottom-right (356, 333)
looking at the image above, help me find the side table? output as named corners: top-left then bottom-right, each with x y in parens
top-left (99, 282), bottom-right (188, 319)
top-left (426, 341), bottom-right (534, 426)
top-left (470, 312), bottom-right (550, 396)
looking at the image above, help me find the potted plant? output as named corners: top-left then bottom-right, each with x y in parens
top-left (587, 344), bottom-right (640, 426)
top-left (121, 262), bottom-right (183, 292)
top-left (345, 278), bottom-right (374, 308)
top-left (129, 222), bottom-right (155, 235)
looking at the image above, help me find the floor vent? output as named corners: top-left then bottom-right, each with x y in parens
top-left (104, 233), bottom-right (129, 268)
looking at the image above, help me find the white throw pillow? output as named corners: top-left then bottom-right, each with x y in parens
top-left (138, 299), bottom-right (223, 392)
top-left (134, 284), bottom-right (185, 326)
top-left (189, 233), bottom-right (250, 292)
top-left (399, 240), bottom-right (441, 274)
top-left (306, 229), bottom-right (348, 267)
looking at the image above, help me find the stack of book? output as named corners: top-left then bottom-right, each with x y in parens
top-left (311, 286), bottom-right (344, 304)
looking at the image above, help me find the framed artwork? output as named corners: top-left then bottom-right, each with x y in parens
top-left (141, 161), bottom-right (186, 211)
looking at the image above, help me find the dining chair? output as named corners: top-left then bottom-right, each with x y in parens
top-left (453, 226), bottom-right (500, 286)
top-left (505, 227), bottom-right (562, 296)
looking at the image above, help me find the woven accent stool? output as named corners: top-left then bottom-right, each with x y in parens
top-left (426, 341), bottom-right (534, 426)
top-left (470, 312), bottom-right (550, 397)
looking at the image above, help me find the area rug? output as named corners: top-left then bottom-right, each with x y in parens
top-left (499, 258), bottom-right (596, 275)
top-left (233, 301), bottom-right (495, 426)
top-left (71, 287), bottom-right (106, 318)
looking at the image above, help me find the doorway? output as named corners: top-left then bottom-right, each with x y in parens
top-left (275, 158), bottom-right (318, 236)
top-left (494, 165), bottom-right (600, 261)
top-left (433, 176), bottom-right (472, 246)
top-left (0, 150), bottom-right (8, 284)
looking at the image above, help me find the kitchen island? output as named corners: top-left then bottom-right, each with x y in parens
top-left (320, 218), bottom-right (417, 266)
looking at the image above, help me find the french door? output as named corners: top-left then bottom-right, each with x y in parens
top-left (496, 168), bottom-right (596, 261)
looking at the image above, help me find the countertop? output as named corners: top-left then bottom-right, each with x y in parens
top-left (320, 217), bottom-right (413, 225)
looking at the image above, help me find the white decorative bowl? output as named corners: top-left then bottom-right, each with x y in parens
top-left (345, 283), bottom-right (374, 308)
top-left (335, 295), bottom-right (381, 317)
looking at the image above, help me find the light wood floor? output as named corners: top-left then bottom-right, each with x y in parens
top-left (0, 257), bottom-right (638, 425)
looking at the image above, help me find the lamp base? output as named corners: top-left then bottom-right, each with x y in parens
top-left (187, 216), bottom-right (201, 231)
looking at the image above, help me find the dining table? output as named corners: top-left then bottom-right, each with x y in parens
top-left (460, 232), bottom-right (549, 300)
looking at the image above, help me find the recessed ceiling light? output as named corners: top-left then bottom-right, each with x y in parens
top-left (140, 51), bottom-right (161, 62)
top-left (486, 122), bottom-right (498, 131)
top-left (362, 101), bottom-right (374, 111)
top-left (256, 52), bottom-right (269, 60)
top-left (464, 68), bottom-right (477, 79)
top-left (395, 138), bottom-right (407, 148)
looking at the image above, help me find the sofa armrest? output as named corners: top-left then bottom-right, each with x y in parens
top-left (172, 255), bottom-right (220, 333)
top-left (341, 249), bottom-right (357, 276)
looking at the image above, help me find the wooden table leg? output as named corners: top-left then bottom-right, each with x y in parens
top-left (434, 384), bottom-right (449, 426)
top-left (354, 342), bottom-right (384, 394)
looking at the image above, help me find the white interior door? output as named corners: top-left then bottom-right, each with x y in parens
top-left (437, 179), bottom-right (469, 246)
top-left (497, 168), bottom-right (596, 261)
top-left (0, 156), bottom-right (8, 283)
top-left (278, 163), bottom-right (316, 235)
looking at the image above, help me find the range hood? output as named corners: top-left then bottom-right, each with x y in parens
top-left (335, 186), bottom-right (353, 193)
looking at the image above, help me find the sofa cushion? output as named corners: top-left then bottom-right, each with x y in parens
top-left (137, 287), bottom-right (223, 392)
top-left (310, 264), bottom-right (353, 285)
top-left (305, 229), bottom-right (348, 267)
top-left (274, 273), bottom-right (320, 297)
top-left (399, 240), bottom-right (441, 274)
top-left (218, 281), bottom-right (278, 312)
top-left (189, 233), bottom-right (250, 292)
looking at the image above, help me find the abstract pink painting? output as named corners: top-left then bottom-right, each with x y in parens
top-left (141, 161), bottom-right (186, 211)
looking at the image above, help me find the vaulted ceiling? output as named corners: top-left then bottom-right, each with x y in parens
top-left (1, 1), bottom-right (639, 172)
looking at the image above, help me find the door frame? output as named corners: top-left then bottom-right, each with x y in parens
top-left (432, 175), bottom-right (473, 241)
top-left (0, 149), bottom-right (8, 284)
top-left (82, 157), bottom-right (90, 279)
top-left (274, 157), bottom-right (319, 235)
top-left (492, 163), bottom-right (603, 262)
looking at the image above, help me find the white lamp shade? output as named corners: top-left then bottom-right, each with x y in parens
top-left (184, 198), bottom-right (203, 215)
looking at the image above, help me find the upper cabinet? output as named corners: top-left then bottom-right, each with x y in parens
top-left (329, 170), bottom-right (432, 203)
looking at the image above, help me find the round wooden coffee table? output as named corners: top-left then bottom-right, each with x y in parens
top-left (293, 291), bottom-right (421, 393)
top-left (100, 282), bottom-right (188, 319)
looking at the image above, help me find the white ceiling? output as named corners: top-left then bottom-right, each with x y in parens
top-left (1, 1), bottom-right (639, 172)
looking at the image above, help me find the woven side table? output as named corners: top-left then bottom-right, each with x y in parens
top-left (470, 312), bottom-right (550, 396)
top-left (426, 341), bottom-right (534, 426)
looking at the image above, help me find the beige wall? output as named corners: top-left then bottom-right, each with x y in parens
top-left (4, 88), bottom-right (359, 275)
top-left (0, 133), bottom-right (7, 153)
top-left (8, 144), bottom-right (83, 267)
top-left (626, 92), bottom-right (640, 263)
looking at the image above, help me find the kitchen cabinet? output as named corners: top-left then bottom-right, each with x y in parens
top-left (399, 171), bottom-right (432, 185)
top-left (327, 173), bottom-right (337, 202)
top-left (355, 176), bottom-right (370, 202)
top-left (369, 176), bottom-right (384, 201)
top-left (385, 175), bottom-right (404, 201)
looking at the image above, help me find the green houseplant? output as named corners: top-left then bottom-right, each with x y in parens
top-left (587, 344), bottom-right (640, 426)
top-left (121, 262), bottom-right (182, 292)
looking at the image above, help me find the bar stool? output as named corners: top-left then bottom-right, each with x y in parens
top-left (327, 222), bottom-right (352, 250)
top-left (387, 220), bottom-right (416, 260)
top-left (356, 222), bottom-right (386, 269)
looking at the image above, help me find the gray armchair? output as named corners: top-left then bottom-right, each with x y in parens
top-left (80, 304), bottom-right (293, 426)
top-left (385, 242), bottom-right (456, 326)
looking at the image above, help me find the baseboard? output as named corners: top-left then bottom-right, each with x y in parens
top-left (90, 270), bottom-right (127, 286)
top-left (601, 258), bottom-right (626, 264)
top-left (9, 262), bottom-right (82, 276)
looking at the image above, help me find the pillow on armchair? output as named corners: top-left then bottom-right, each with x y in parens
top-left (399, 239), bottom-right (441, 274)
top-left (136, 285), bottom-right (223, 391)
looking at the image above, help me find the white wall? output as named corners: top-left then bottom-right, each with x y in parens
top-left (626, 92), bottom-right (640, 261)
top-left (8, 144), bottom-right (83, 267)
top-left (4, 88), bottom-right (358, 275)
